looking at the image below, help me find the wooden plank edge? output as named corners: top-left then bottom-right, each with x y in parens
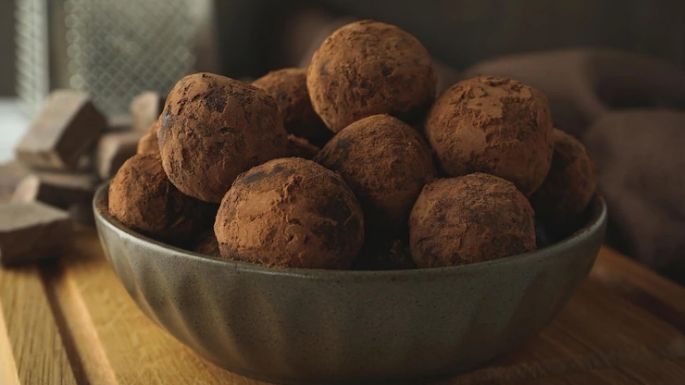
top-left (449, 344), bottom-right (685, 385)
top-left (0, 296), bottom-right (21, 385)
top-left (595, 248), bottom-right (685, 305)
top-left (592, 247), bottom-right (685, 333)
top-left (41, 260), bottom-right (120, 385)
top-left (0, 264), bottom-right (79, 385)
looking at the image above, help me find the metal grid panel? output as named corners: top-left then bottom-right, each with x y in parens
top-left (63, 0), bottom-right (197, 115)
top-left (15, 0), bottom-right (49, 115)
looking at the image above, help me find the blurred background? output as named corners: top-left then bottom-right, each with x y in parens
top-left (1, 0), bottom-right (684, 280)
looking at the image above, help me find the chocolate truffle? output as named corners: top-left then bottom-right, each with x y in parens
top-left (253, 68), bottom-right (331, 144)
top-left (316, 114), bottom-right (434, 228)
top-left (307, 20), bottom-right (435, 132)
top-left (425, 76), bottom-right (553, 195)
top-left (353, 237), bottom-right (416, 270)
top-left (159, 73), bottom-right (287, 203)
top-left (286, 134), bottom-right (320, 159)
top-left (531, 128), bottom-right (596, 226)
top-left (192, 232), bottom-right (220, 257)
top-left (137, 120), bottom-right (159, 155)
top-left (108, 153), bottom-right (213, 242)
top-left (214, 157), bottom-right (364, 269)
top-left (409, 173), bottom-right (535, 267)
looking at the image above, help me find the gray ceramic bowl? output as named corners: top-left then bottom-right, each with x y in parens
top-left (93, 184), bottom-right (606, 384)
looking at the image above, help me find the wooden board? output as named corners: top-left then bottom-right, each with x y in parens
top-left (0, 265), bottom-right (77, 385)
top-left (1, 228), bottom-right (684, 385)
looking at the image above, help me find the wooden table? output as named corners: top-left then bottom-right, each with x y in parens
top-left (1, 227), bottom-right (684, 385)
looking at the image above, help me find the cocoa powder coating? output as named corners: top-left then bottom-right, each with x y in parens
top-left (253, 68), bottom-right (331, 144)
top-left (158, 73), bottom-right (288, 203)
top-left (409, 173), bottom-right (536, 267)
top-left (531, 128), bottom-right (596, 226)
top-left (307, 20), bottom-right (436, 132)
top-left (214, 157), bottom-right (364, 269)
top-left (316, 114), bottom-right (434, 228)
top-left (108, 153), bottom-right (214, 242)
top-left (425, 76), bottom-right (553, 195)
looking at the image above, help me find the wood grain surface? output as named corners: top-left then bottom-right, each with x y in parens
top-left (0, 265), bottom-right (77, 385)
top-left (1, 227), bottom-right (684, 385)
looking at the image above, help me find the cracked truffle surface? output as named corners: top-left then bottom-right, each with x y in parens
top-left (253, 68), bottom-right (331, 144)
top-left (108, 153), bottom-right (213, 242)
top-left (316, 114), bottom-right (434, 228)
top-left (214, 157), bottom-right (364, 269)
top-left (159, 73), bottom-right (287, 203)
top-left (409, 173), bottom-right (535, 267)
top-left (531, 128), bottom-right (596, 226)
top-left (425, 76), bottom-right (553, 195)
top-left (307, 20), bottom-right (435, 132)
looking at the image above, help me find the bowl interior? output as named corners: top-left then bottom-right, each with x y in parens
top-left (93, 183), bottom-right (607, 277)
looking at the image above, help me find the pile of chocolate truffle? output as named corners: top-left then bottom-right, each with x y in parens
top-left (109, 20), bottom-right (597, 270)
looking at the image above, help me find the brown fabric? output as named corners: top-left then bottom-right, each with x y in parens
top-left (584, 110), bottom-right (685, 274)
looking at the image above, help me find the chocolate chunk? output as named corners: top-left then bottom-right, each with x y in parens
top-left (130, 91), bottom-right (165, 132)
top-left (96, 131), bottom-right (143, 179)
top-left (12, 172), bottom-right (97, 209)
top-left (15, 90), bottom-right (106, 170)
top-left (0, 202), bottom-right (72, 265)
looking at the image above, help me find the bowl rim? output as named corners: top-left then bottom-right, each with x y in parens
top-left (93, 183), bottom-right (607, 279)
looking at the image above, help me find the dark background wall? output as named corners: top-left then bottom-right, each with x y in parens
top-left (1, 0), bottom-right (684, 94)
top-left (0, 0), bottom-right (15, 96)
top-left (319, 0), bottom-right (685, 70)
top-left (214, 0), bottom-right (685, 77)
